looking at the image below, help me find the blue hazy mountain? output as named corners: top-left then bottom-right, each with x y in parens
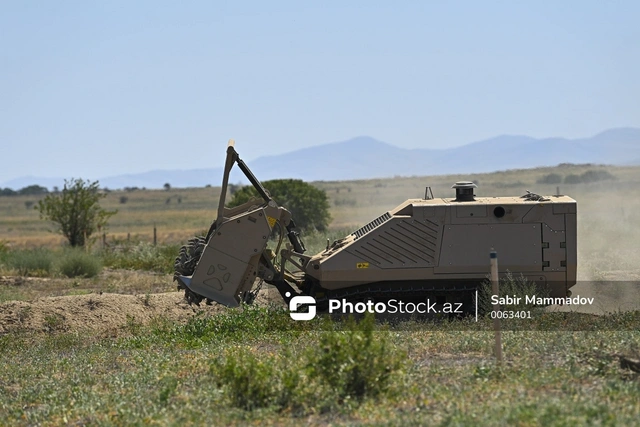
top-left (3, 128), bottom-right (640, 190)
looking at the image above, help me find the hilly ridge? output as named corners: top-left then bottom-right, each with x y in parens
top-left (3, 127), bottom-right (640, 190)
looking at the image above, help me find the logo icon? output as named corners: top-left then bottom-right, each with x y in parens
top-left (287, 292), bottom-right (316, 321)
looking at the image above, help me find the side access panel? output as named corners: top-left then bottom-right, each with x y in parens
top-left (436, 223), bottom-right (542, 273)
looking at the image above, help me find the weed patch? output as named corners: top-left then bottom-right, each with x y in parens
top-left (57, 249), bottom-right (102, 278)
top-left (477, 271), bottom-right (547, 315)
top-left (100, 242), bottom-right (180, 273)
top-left (210, 313), bottom-right (406, 414)
top-left (308, 314), bottom-right (406, 404)
top-left (2, 248), bottom-right (54, 276)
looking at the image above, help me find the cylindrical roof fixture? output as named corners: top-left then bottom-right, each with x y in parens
top-left (452, 181), bottom-right (477, 201)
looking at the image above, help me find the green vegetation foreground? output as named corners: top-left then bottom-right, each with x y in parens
top-left (1, 164), bottom-right (640, 425)
top-left (1, 307), bottom-right (640, 426)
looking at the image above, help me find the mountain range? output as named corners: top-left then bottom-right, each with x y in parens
top-left (4, 127), bottom-right (640, 190)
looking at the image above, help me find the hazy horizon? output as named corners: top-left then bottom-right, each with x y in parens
top-left (2, 1), bottom-right (639, 183)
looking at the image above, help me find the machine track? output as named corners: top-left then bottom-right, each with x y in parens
top-left (310, 280), bottom-right (480, 314)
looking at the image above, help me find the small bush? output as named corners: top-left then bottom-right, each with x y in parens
top-left (211, 349), bottom-right (294, 411)
top-left (57, 249), bottom-right (102, 278)
top-left (5, 249), bottom-right (54, 277)
top-left (307, 314), bottom-right (405, 403)
top-left (209, 312), bottom-right (406, 413)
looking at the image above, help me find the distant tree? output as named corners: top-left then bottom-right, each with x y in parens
top-left (0, 188), bottom-right (17, 196)
top-left (228, 179), bottom-right (331, 231)
top-left (564, 174), bottom-right (583, 184)
top-left (164, 183), bottom-right (171, 191)
top-left (537, 173), bottom-right (562, 185)
top-left (36, 179), bottom-right (117, 247)
top-left (18, 185), bottom-right (49, 196)
top-left (580, 170), bottom-right (615, 183)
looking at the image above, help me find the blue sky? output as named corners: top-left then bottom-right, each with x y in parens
top-left (1, 0), bottom-right (639, 184)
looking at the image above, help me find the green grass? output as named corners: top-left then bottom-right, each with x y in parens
top-left (100, 241), bottom-right (181, 274)
top-left (1, 248), bottom-right (54, 277)
top-left (1, 309), bottom-right (640, 425)
top-left (0, 248), bottom-right (102, 278)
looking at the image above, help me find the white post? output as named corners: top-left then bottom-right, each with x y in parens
top-left (490, 250), bottom-right (502, 363)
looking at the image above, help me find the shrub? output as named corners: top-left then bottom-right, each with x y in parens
top-left (211, 349), bottom-right (294, 411)
top-left (57, 249), bottom-right (102, 278)
top-left (208, 311), bottom-right (406, 413)
top-left (307, 314), bottom-right (405, 403)
top-left (5, 249), bottom-right (54, 277)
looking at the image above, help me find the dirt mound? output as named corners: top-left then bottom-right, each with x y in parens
top-left (0, 291), bottom-right (227, 335)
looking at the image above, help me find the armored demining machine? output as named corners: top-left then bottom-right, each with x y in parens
top-left (174, 141), bottom-right (577, 311)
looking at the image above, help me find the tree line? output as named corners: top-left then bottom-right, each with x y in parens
top-left (0, 184), bottom-right (50, 196)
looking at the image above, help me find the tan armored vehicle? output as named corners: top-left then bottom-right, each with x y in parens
top-left (174, 142), bottom-right (577, 310)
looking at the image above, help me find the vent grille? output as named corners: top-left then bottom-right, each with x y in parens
top-left (351, 212), bottom-right (392, 240)
top-left (350, 219), bottom-right (441, 268)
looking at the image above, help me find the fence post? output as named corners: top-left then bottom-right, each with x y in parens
top-left (490, 250), bottom-right (502, 363)
top-left (102, 232), bottom-right (106, 249)
top-left (153, 224), bottom-right (157, 246)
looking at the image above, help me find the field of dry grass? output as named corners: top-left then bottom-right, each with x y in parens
top-left (2, 163), bottom-right (639, 246)
top-left (3, 163), bottom-right (640, 284)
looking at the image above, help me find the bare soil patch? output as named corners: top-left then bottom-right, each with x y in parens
top-left (0, 291), bottom-right (226, 335)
